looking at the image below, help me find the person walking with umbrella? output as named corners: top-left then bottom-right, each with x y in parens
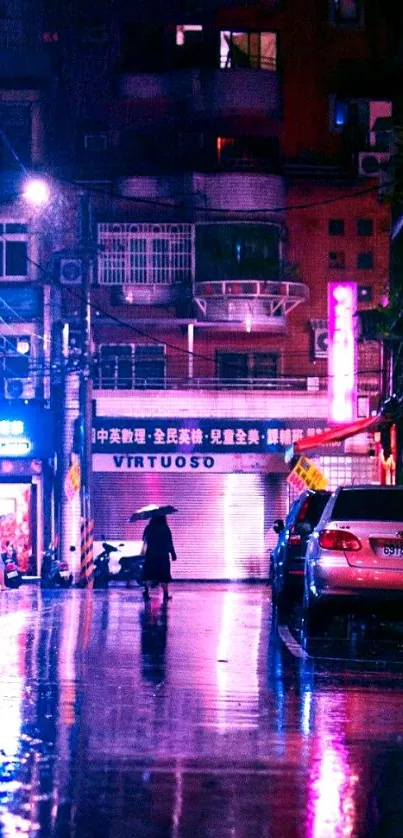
top-left (131, 505), bottom-right (177, 602)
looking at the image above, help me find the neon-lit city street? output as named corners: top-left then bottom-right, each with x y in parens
top-left (2, 584), bottom-right (403, 837)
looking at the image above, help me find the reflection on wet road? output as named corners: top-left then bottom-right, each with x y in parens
top-left (1, 585), bottom-right (403, 836)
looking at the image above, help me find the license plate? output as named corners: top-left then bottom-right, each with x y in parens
top-left (382, 543), bottom-right (403, 557)
top-left (7, 570), bottom-right (18, 578)
top-left (59, 571), bottom-right (69, 578)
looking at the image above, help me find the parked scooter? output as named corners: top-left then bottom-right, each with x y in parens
top-left (94, 539), bottom-right (144, 587)
top-left (2, 543), bottom-right (22, 589)
top-left (40, 544), bottom-right (73, 589)
top-left (116, 547), bottom-right (144, 587)
top-left (93, 541), bottom-right (118, 588)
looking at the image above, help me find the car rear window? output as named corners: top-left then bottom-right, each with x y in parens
top-left (295, 492), bottom-right (331, 526)
top-left (331, 489), bottom-right (403, 522)
top-left (302, 493), bottom-right (331, 526)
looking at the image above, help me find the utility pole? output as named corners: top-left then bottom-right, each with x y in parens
top-left (78, 191), bottom-right (94, 584)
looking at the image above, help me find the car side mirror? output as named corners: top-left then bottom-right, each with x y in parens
top-left (273, 519), bottom-right (285, 534)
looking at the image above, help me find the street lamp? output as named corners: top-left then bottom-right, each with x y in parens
top-left (22, 177), bottom-right (50, 207)
top-left (22, 177), bottom-right (94, 580)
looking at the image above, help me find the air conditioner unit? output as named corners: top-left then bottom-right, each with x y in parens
top-left (4, 377), bottom-right (35, 400)
top-left (358, 151), bottom-right (390, 177)
top-left (60, 258), bottom-right (83, 285)
top-left (313, 328), bottom-right (328, 359)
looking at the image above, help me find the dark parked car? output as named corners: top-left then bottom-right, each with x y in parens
top-left (270, 488), bottom-right (331, 617)
top-left (303, 484), bottom-right (403, 633)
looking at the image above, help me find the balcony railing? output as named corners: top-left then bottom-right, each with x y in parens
top-left (194, 278), bottom-right (309, 319)
top-left (91, 371), bottom-right (327, 392)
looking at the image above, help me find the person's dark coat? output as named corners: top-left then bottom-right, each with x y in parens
top-left (142, 515), bottom-right (177, 583)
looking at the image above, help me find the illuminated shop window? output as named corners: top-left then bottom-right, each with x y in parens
top-left (220, 31), bottom-right (277, 71)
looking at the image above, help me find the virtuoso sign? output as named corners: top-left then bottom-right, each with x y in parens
top-left (328, 281), bottom-right (357, 423)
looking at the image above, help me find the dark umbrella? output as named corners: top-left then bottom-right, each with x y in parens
top-left (129, 504), bottom-right (178, 522)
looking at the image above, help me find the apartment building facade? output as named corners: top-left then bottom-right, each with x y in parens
top-left (0, 0), bottom-right (56, 574)
top-left (0, 0), bottom-right (395, 577)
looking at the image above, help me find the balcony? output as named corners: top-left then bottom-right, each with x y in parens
top-left (91, 359), bottom-right (325, 393)
top-left (118, 172), bottom-right (284, 214)
top-left (97, 222), bottom-right (193, 307)
top-left (119, 67), bottom-right (281, 121)
top-left (193, 278), bottom-right (309, 329)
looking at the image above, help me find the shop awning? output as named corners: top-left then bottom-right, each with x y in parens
top-left (294, 413), bottom-right (384, 454)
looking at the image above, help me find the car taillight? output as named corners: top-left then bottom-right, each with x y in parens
top-left (289, 533), bottom-right (302, 546)
top-left (59, 562), bottom-right (69, 571)
top-left (319, 529), bottom-right (362, 551)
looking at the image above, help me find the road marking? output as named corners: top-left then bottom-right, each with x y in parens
top-left (278, 624), bottom-right (310, 659)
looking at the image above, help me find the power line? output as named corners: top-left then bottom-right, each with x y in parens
top-left (23, 250), bottom-right (385, 383)
top-left (58, 173), bottom-right (394, 216)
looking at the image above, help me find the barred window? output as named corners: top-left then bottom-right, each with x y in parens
top-left (98, 223), bottom-right (193, 286)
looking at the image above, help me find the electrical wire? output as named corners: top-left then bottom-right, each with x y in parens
top-left (57, 173), bottom-right (395, 216)
top-left (22, 250), bottom-right (388, 384)
top-left (0, 121), bottom-right (395, 380)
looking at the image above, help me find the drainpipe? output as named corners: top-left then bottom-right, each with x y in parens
top-left (187, 322), bottom-right (194, 381)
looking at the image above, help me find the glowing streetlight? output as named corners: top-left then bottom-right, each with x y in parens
top-left (22, 177), bottom-right (50, 206)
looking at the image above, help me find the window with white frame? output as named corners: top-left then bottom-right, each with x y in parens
top-left (96, 343), bottom-right (165, 389)
top-left (0, 334), bottom-right (31, 379)
top-left (220, 31), bottom-right (277, 70)
top-left (98, 223), bottom-right (193, 286)
top-left (0, 223), bottom-right (28, 278)
top-left (175, 24), bottom-right (203, 46)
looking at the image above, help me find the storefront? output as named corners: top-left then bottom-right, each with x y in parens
top-left (0, 407), bottom-right (54, 576)
top-left (92, 416), bottom-right (369, 580)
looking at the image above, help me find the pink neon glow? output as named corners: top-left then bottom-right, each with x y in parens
top-left (328, 282), bottom-right (357, 423)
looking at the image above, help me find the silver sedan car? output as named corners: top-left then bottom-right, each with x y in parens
top-left (303, 485), bottom-right (403, 631)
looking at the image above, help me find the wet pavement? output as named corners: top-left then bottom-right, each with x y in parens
top-left (2, 584), bottom-right (403, 837)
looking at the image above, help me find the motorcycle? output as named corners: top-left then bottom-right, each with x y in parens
top-left (115, 547), bottom-right (144, 587)
top-left (94, 540), bottom-right (144, 587)
top-left (2, 545), bottom-right (22, 589)
top-left (94, 541), bottom-right (118, 588)
top-left (40, 545), bottom-right (73, 589)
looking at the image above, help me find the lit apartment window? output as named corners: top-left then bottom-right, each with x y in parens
top-left (220, 31), bottom-right (277, 70)
top-left (98, 223), bottom-right (193, 286)
top-left (0, 223), bottom-right (28, 278)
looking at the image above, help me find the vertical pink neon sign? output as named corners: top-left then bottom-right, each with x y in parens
top-left (328, 281), bottom-right (357, 423)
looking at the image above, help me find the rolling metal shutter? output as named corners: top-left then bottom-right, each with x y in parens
top-left (93, 471), bottom-right (282, 580)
